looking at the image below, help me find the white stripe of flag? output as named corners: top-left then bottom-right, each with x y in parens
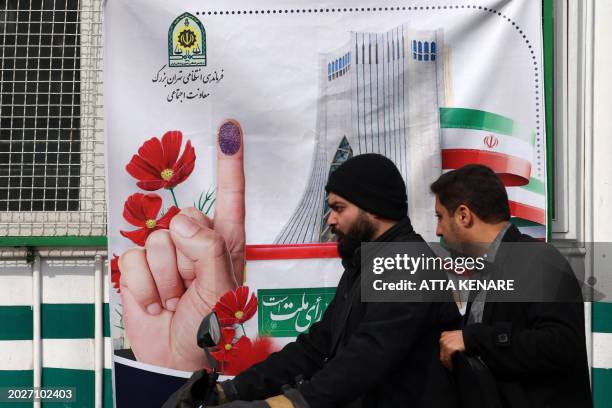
top-left (441, 128), bottom-right (534, 160)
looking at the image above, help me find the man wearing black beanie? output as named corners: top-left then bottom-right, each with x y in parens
top-left (325, 153), bottom-right (409, 222)
top-left (174, 154), bottom-right (462, 408)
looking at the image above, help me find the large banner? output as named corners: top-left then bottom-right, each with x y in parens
top-left (104, 0), bottom-right (547, 405)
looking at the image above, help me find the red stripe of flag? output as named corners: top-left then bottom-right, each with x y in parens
top-left (442, 149), bottom-right (531, 186)
top-left (246, 243), bottom-right (339, 261)
top-left (509, 200), bottom-right (546, 224)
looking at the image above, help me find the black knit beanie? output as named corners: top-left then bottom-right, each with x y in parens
top-left (325, 153), bottom-right (408, 220)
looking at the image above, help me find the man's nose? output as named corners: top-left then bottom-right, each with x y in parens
top-left (435, 224), bottom-right (443, 237)
top-left (327, 212), bottom-right (337, 226)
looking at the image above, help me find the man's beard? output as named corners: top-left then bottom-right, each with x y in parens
top-left (332, 211), bottom-right (377, 261)
top-left (441, 219), bottom-right (483, 257)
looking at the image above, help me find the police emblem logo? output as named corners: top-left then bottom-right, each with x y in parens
top-left (168, 12), bottom-right (206, 67)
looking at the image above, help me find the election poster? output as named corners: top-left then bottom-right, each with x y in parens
top-left (104, 0), bottom-right (547, 405)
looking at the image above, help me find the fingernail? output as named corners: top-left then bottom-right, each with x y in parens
top-left (218, 120), bottom-right (241, 155)
top-left (146, 302), bottom-right (162, 315)
top-left (173, 214), bottom-right (201, 238)
top-left (166, 297), bottom-right (180, 312)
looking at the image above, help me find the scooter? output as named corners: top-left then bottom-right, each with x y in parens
top-left (196, 312), bottom-right (223, 405)
top-left (162, 312), bottom-right (224, 408)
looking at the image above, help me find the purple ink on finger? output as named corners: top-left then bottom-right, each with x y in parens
top-left (218, 121), bottom-right (241, 156)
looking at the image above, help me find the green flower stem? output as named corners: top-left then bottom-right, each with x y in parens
top-left (169, 188), bottom-right (179, 208)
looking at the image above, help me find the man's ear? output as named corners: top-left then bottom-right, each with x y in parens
top-left (455, 204), bottom-right (474, 228)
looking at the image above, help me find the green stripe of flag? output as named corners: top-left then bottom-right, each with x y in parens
top-left (593, 301), bottom-right (612, 333)
top-left (0, 304), bottom-right (112, 340)
top-left (440, 107), bottom-right (535, 145)
top-left (0, 368), bottom-right (113, 408)
top-left (521, 178), bottom-right (546, 195)
top-left (593, 368), bottom-right (612, 408)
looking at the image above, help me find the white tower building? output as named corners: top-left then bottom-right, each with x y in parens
top-left (276, 24), bottom-right (452, 243)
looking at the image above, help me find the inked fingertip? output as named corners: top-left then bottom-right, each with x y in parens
top-left (218, 119), bottom-right (242, 156)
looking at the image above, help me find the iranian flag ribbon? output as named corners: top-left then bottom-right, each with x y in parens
top-left (508, 177), bottom-right (546, 225)
top-left (440, 107), bottom-right (535, 186)
top-left (440, 107), bottom-right (545, 226)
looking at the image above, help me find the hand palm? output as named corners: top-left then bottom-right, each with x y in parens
top-left (119, 120), bottom-right (245, 371)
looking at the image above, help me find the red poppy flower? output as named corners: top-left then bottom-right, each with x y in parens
top-left (210, 328), bottom-right (251, 362)
top-left (213, 286), bottom-right (258, 326)
top-left (111, 253), bottom-right (121, 293)
top-left (126, 130), bottom-right (196, 191)
top-left (223, 336), bottom-right (276, 376)
top-left (120, 193), bottom-right (180, 246)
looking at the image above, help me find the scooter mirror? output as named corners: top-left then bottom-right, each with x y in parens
top-left (197, 312), bottom-right (222, 349)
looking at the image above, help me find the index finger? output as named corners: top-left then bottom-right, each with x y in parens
top-left (215, 119), bottom-right (245, 241)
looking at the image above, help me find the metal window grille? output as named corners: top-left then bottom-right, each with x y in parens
top-left (0, 0), bottom-right (105, 237)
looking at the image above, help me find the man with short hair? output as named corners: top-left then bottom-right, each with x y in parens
top-left (432, 164), bottom-right (592, 408)
top-left (203, 153), bottom-right (462, 408)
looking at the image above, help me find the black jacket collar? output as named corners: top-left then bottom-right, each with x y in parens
top-left (342, 217), bottom-right (416, 271)
top-left (501, 224), bottom-right (523, 243)
top-left (374, 216), bottom-right (415, 243)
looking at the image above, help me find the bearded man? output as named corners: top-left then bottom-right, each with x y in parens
top-left (188, 153), bottom-right (461, 408)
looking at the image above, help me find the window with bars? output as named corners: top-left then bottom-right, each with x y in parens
top-left (1, 0), bottom-right (81, 212)
top-left (0, 0), bottom-right (106, 237)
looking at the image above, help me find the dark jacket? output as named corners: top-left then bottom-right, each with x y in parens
top-left (230, 217), bottom-right (462, 408)
top-left (462, 225), bottom-right (593, 408)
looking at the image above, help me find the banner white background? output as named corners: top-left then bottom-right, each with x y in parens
top-left (105, 0), bottom-right (545, 249)
top-left (104, 1), bottom-right (546, 404)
